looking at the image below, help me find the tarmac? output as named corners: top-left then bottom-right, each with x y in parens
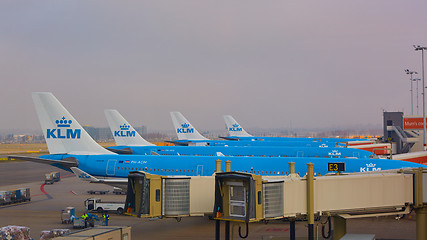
top-left (0, 160), bottom-right (418, 240)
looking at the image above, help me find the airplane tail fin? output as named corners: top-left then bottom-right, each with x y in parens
top-left (170, 112), bottom-right (208, 140)
top-left (223, 115), bottom-right (252, 137)
top-left (32, 92), bottom-right (114, 155)
top-left (104, 109), bottom-right (155, 146)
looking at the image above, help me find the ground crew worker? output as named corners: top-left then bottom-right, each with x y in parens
top-left (103, 212), bottom-right (110, 226)
top-left (81, 212), bottom-right (88, 228)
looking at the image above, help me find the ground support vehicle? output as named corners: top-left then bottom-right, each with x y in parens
top-left (84, 198), bottom-right (125, 214)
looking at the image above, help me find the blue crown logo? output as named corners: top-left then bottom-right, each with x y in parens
top-left (120, 124), bottom-right (130, 130)
top-left (232, 124), bottom-right (239, 128)
top-left (181, 123), bottom-right (190, 128)
top-left (56, 116), bottom-right (72, 127)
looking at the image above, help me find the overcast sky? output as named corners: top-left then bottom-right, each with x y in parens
top-left (1, 1), bottom-right (427, 134)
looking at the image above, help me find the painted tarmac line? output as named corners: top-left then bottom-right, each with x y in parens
top-left (30, 183), bottom-right (52, 199)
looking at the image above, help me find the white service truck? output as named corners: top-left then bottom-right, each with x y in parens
top-left (84, 198), bottom-right (125, 214)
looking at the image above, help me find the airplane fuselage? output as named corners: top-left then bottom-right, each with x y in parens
top-left (41, 154), bottom-right (424, 178)
top-left (170, 139), bottom-right (350, 147)
top-left (222, 136), bottom-right (368, 143)
top-left (108, 145), bottom-right (373, 158)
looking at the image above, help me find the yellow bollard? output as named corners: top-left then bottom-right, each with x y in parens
top-left (225, 160), bottom-right (231, 172)
top-left (215, 159), bottom-right (221, 173)
top-left (289, 162), bottom-right (295, 175)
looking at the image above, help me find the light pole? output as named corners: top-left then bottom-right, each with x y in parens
top-left (414, 45), bottom-right (427, 150)
top-left (405, 69), bottom-right (418, 115)
top-left (415, 78), bottom-right (421, 115)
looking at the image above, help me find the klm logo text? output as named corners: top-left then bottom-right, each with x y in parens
top-left (229, 124), bottom-right (242, 132)
top-left (177, 128), bottom-right (194, 134)
top-left (360, 163), bottom-right (381, 172)
top-left (178, 123), bottom-right (194, 133)
top-left (48, 116), bottom-right (81, 139)
top-left (114, 130), bottom-right (136, 137)
top-left (47, 129), bottom-right (81, 139)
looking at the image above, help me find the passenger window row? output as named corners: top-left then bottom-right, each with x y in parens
top-left (117, 166), bottom-right (194, 173)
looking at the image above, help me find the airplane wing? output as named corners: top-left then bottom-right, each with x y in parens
top-left (70, 167), bottom-right (128, 190)
top-left (8, 155), bottom-right (78, 170)
top-left (165, 140), bottom-right (211, 146)
top-left (106, 147), bottom-right (134, 155)
top-left (165, 140), bottom-right (191, 146)
top-left (219, 136), bottom-right (241, 141)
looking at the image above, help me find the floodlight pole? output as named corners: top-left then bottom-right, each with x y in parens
top-left (414, 45), bottom-right (427, 150)
top-left (415, 78), bottom-right (421, 115)
top-left (406, 69), bottom-right (418, 115)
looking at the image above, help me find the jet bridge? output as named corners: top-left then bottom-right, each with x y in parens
top-left (213, 166), bottom-right (427, 240)
top-left (213, 172), bottom-right (413, 221)
top-left (124, 171), bottom-right (215, 219)
top-left (123, 161), bottom-right (427, 240)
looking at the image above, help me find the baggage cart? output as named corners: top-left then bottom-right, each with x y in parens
top-left (72, 218), bottom-right (85, 229)
top-left (0, 191), bottom-right (11, 205)
top-left (10, 189), bottom-right (22, 203)
top-left (52, 172), bottom-right (61, 182)
top-left (18, 188), bottom-right (31, 202)
top-left (45, 173), bottom-right (54, 184)
top-left (87, 190), bottom-right (109, 195)
top-left (113, 187), bottom-right (126, 195)
top-left (61, 207), bottom-right (75, 224)
top-left (61, 212), bottom-right (71, 224)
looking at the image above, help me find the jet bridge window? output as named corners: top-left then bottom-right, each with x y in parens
top-left (229, 185), bottom-right (246, 217)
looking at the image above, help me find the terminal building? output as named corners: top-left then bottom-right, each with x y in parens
top-left (383, 112), bottom-right (424, 154)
